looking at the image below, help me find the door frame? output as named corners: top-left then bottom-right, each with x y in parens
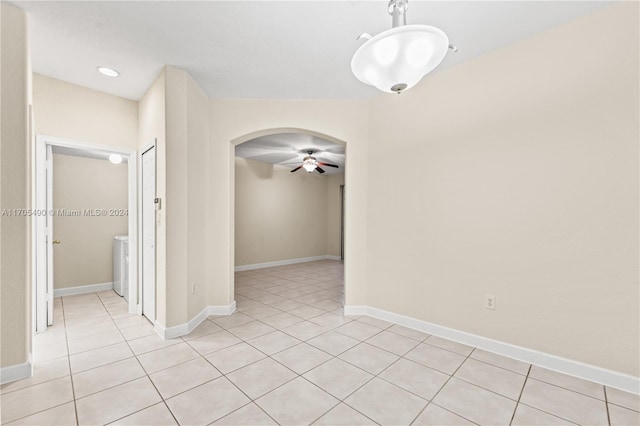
top-left (33, 135), bottom-right (138, 332)
top-left (140, 142), bottom-right (157, 321)
top-left (340, 184), bottom-right (345, 262)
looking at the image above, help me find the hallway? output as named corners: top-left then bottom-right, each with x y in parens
top-left (1, 260), bottom-right (637, 425)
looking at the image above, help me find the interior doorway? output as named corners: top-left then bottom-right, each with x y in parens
top-left (231, 129), bottom-right (347, 308)
top-left (33, 135), bottom-right (138, 333)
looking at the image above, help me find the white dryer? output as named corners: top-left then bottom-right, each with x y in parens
top-left (113, 235), bottom-right (129, 299)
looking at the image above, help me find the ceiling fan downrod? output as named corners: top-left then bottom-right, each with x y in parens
top-left (389, 0), bottom-right (408, 28)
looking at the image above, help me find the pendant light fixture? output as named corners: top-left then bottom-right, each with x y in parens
top-left (351, 0), bottom-right (455, 94)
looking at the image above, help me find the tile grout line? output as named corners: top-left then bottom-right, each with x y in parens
top-left (214, 264), bottom-right (608, 424)
top-left (9, 265), bottom-right (343, 425)
top-left (464, 353), bottom-right (530, 377)
top-left (505, 363), bottom-right (597, 425)
top-left (289, 322), bottom-right (432, 424)
top-left (198, 268), bottom-right (354, 425)
top-left (509, 363), bottom-right (532, 425)
top-left (6, 299), bottom-right (79, 425)
top-left (236, 279), bottom-right (343, 317)
top-left (178, 326), bottom-right (288, 425)
top-left (336, 340), bottom-right (424, 425)
top-left (604, 385), bottom-right (611, 426)
top-left (245, 267), bottom-right (614, 425)
top-left (60, 296), bottom-right (81, 426)
top-left (95, 291), bottom-right (181, 426)
top-left (214, 277), bottom-right (455, 424)
top-left (515, 402), bottom-right (582, 425)
top-left (526, 376), bottom-right (611, 403)
top-left (12, 262), bottom-right (620, 426)
top-left (244, 300), bottom-right (385, 424)
top-left (300, 373), bottom-right (381, 426)
top-left (201, 333), bottom-right (324, 423)
top-left (0, 309), bottom-right (404, 399)
top-left (205, 400), bottom-right (279, 426)
top-left (407, 345), bottom-right (478, 426)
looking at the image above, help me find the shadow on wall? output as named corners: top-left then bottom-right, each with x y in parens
top-left (245, 158), bottom-right (274, 179)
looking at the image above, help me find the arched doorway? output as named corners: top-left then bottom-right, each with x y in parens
top-left (230, 128), bottom-right (348, 315)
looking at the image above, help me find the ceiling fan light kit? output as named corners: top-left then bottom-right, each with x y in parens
top-left (290, 151), bottom-right (339, 174)
top-left (351, 0), bottom-right (452, 94)
top-left (302, 156), bottom-right (317, 172)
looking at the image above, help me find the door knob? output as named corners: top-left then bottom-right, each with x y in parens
top-left (52, 240), bottom-right (61, 245)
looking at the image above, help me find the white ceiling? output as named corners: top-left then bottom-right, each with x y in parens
top-left (236, 133), bottom-right (345, 175)
top-left (14, 1), bottom-right (614, 101)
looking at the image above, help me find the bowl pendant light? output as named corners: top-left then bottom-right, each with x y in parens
top-left (351, 0), bottom-right (452, 94)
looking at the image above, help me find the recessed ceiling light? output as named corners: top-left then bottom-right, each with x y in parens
top-left (109, 153), bottom-right (123, 164)
top-left (97, 66), bottom-right (120, 77)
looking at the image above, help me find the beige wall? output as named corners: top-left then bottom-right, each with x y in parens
top-left (209, 101), bottom-right (370, 310)
top-left (168, 67), bottom-right (210, 323)
top-left (138, 66), bottom-right (211, 327)
top-left (139, 67), bottom-right (211, 326)
top-left (366, 2), bottom-right (639, 376)
top-left (0, 2), bottom-right (31, 369)
top-left (52, 154), bottom-right (128, 289)
top-left (235, 157), bottom-right (342, 266)
top-left (326, 173), bottom-right (345, 258)
top-left (33, 74), bottom-right (137, 150)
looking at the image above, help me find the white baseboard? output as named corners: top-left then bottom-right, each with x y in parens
top-left (344, 305), bottom-right (368, 316)
top-left (0, 360), bottom-right (33, 385)
top-left (54, 282), bottom-right (114, 297)
top-left (209, 301), bottom-right (237, 316)
top-left (154, 301), bottom-right (237, 340)
top-left (235, 255), bottom-right (341, 272)
top-left (345, 305), bottom-right (640, 395)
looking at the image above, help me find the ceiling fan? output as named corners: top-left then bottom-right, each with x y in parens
top-left (290, 151), bottom-right (339, 174)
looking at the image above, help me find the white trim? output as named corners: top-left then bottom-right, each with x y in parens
top-left (137, 140), bottom-right (156, 317)
top-left (140, 142), bottom-right (156, 319)
top-left (53, 282), bottom-right (114, 298)
top-left (154, 301), bottom-right (237, 340)
top-left (126, 146), bottom-right (138, 314)
top-left (0, 361), bottom-right (33, 385)
top-left (343, 305), bottom-right (368, 316)
top-left (34, 137), bottom-right (48, 332)
top-left (209, 300), bottom-right (237, 316)
top-left (345, 305), bottom-right (640, 395)
top-left (235, 255), bottom-right (340, 272)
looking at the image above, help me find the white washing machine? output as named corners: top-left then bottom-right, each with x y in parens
top-left (113, 235), bottom-right (129, 300)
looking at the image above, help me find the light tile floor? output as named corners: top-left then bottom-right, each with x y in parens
top-left (2, 260), bottom-right (639, 425)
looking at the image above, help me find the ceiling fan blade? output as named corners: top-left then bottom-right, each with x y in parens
top-left (318, 162), bottom-right (339, 168)
top-left (315, 166), bottom-right (326, 174)
top-left (290, 165), bottom-right (303, 173)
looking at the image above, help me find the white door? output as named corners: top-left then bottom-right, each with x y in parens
top-left (35, 141), bottom-right (54, 331)
top-left (141, 145), bottom-right (156, 321)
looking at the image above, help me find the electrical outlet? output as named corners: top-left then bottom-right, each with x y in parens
top-left (192, 283), bottom-right (196, 294)
top-left (485, 294), bottom-right (496, 310)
